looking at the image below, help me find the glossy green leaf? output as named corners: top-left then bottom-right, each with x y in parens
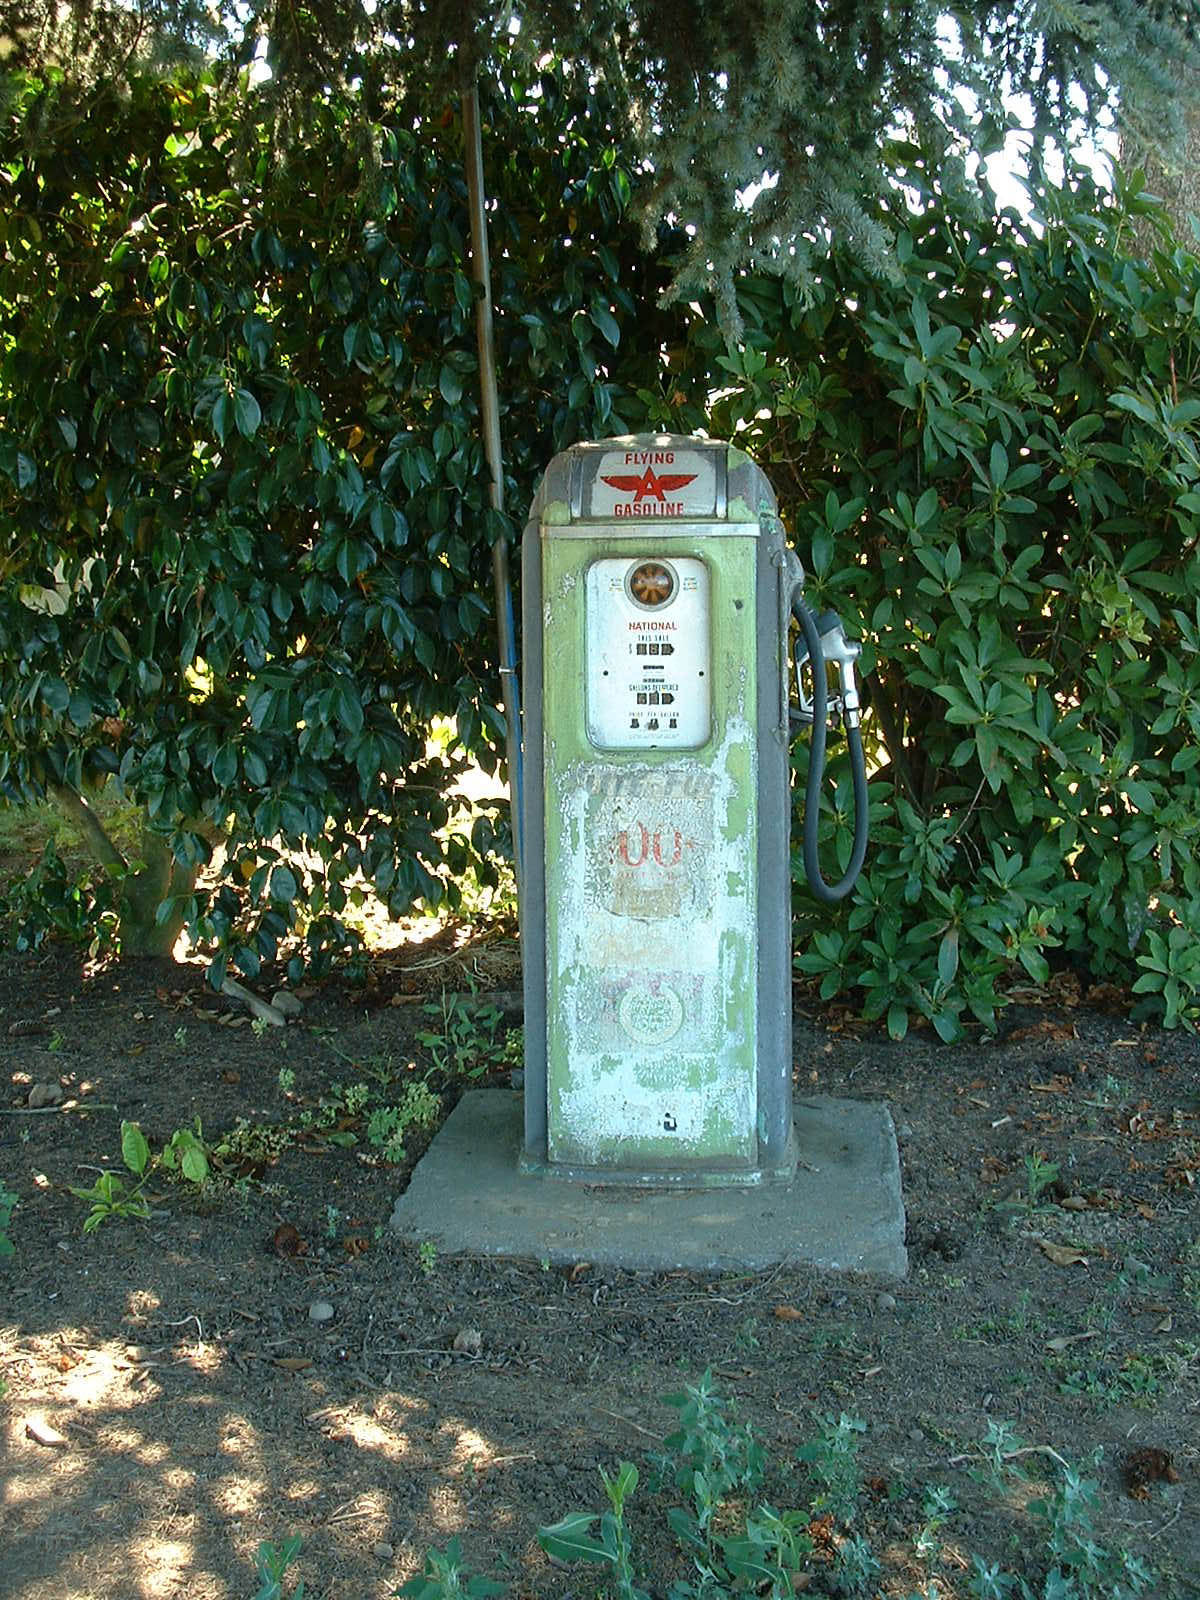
top-left (233, 388), bottom-right (261, 438)
top-left (121, 1121), bottom-right (151, 1177)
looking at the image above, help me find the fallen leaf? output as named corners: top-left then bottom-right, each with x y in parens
top-left (1083, 983), bottom-right (1127, 1011)
top-left (273, 1356), bottom-right (313, 1372)
top-left (1060, 1195), bottom-right (1089, 1211)
top-left (1123, 1447), bottom-right (1179, 1499)
top-left (1008, 1020), bottom-right (1076, 1043)
top-left (272, 1223), bottom-right (307, 1258)
top-left (25, 1416), bottom-right (68, 1447)
top-left (1038, 1239), bottom-right (1089, 1267)
top-left (342, 1234), bottom-right (370, 1257)
top-left (807, 1514), bottom-right (836, 1551)
top-left (1136, 1202), bottom-right (1156, 1220)
top-left (773, 1305), bottom-right (804, 1321)
top-left (980, 1155), bottom-right (1009, 1184)
top-left (1044, 1331), bottom-right (1098, 1352)
top-left (8, 1019), bottom-right (46, 1037)
top-left (1154, 1314), bottom-right (1173, 1333)
top-left (1029, 1075), bottom-right (1073, 1094)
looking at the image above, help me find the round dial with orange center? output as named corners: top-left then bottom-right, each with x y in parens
top-left (627, 561), bottom-right (675, 608)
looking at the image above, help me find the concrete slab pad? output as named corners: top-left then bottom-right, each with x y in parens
top-left (390, 1091), bottom-right (906, 1277)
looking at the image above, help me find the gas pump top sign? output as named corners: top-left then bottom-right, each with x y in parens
top-left (586, 445), bottom-right (719, 520)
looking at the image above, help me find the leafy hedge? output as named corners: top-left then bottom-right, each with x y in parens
top-left (675, 159), bottom-right (1200, 1036)
top-left (3, 64), bottom-right (1200, 1033)
top-left (0, 63), bottom-right (664, 975)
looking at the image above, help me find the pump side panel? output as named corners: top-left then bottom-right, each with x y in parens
top-left (541, 532), bottom-right (759, 1170)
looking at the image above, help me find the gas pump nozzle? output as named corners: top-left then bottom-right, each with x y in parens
top-left (790, 591), bottom-right (869, 904)
top-left (793, 609), bottom-right (862, 731)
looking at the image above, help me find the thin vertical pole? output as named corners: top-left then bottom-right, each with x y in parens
top-left (463, 81), bottom-right (523, 895)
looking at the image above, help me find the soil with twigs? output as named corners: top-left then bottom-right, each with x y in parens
top-left (1, 944), bottom-right (1197, 1599)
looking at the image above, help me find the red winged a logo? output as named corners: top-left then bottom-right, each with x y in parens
top-left (600, 466), bottom-right (697, 503)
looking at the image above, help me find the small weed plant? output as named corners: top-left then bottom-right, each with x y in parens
top-left (649, 1369), bottom-right (765, 1530)
top-left (417, 987), bottom-right (508, 1083)
top-left (388, 1375), bottom-right (1157, 1600)
top-left (1022, 1151), bottom-right (1061, 1207)
top-left (71, 1119), bottom-right (209, 1231)
top-left (396, 1537), bottom-right (503, 1599)
top-left (367, 1080), bottom-right (440, 1163)
top-left (214, 1065), bottom-right (441, 1179)
top-left (540, 1461), bottom-right (645, 1600)
top-left (986, 1150), bottom-right (1062, 1218)
top-left (252, 1534), bottom-right (304, 1599)
top-left (795, 1411), bottom-right (866, 1523)
top-left (969, 1422), bottom-right (1154, 1599)
top-left (0, 1180), bottom-right (16, 1258)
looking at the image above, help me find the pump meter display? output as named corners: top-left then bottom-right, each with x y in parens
top-left (585, 555), bottom-right (711, 749)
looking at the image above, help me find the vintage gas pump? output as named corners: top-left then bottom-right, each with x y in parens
top-left (519, 435), bottom-right (867, 1185)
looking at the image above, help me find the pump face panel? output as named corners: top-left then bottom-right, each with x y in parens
top-left (585, 555), bottom-right (711, 750)
top-left (544, 530), bottom-right (758, 1172)
top-left (522, 436), bottom-right (796, 1183)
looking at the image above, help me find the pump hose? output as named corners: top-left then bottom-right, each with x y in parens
top-left (793, 592), bottom-right (870, 904)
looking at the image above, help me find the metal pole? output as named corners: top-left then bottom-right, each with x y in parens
top-left (463, 81), bottom-right (524, 895)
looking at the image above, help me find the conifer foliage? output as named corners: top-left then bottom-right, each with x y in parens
top-left (6, 2), bottom-right (1200, 329)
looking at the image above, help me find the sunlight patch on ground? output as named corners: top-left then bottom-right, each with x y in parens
top-left (284, 1476), bottom-right (325, 1504)
top-left (128, 1535), bottom-right (195, 1598)
top-left (449, 1422), bottom-right (497, 1468)
top-left (220, 1416), bottom-right (260, 1456)
top-left (61, 1346), bottom-right (119, 1406)
top-left (428, 1479), bottom-right (469, 1533)
top-left (125, 1288), bottom-right (162, 1318)
top-left (177, 1343), bottom-right (226, 1375)
top-left (336, 1409), bottom-right (411, 1460)
top-left (3, 1422), bottom-right (94, 1492)
top-left (214, 1471), bottom-right (266, 1518)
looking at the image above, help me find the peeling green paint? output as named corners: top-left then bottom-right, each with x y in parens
top-left (540, 528), bottom-right (762, 1172)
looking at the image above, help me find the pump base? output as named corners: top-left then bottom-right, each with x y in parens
top-left (391, 1089), bottom-right (907, 1277)
top-left (517, 1130), bottom-right (797, 1188)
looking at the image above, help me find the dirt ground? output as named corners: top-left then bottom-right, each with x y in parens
top-left (1, 942), bottom-right (1197, 1600)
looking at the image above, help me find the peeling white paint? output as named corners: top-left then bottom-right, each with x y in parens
top-left (547, 708), bottom-right (757, 1168)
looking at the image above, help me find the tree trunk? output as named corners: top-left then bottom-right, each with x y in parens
top-left (51, 785), bottom-right (198, 957)
top-left (121, 825), bottom-right (194, 957)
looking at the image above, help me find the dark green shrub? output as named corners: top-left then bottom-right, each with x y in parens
top-left (676, 159), bottom-right (1200, 1035)
top-left (0, 61), bottom-right (661, 979)
top-left (4, 57), bottom-right (1199, 1035)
